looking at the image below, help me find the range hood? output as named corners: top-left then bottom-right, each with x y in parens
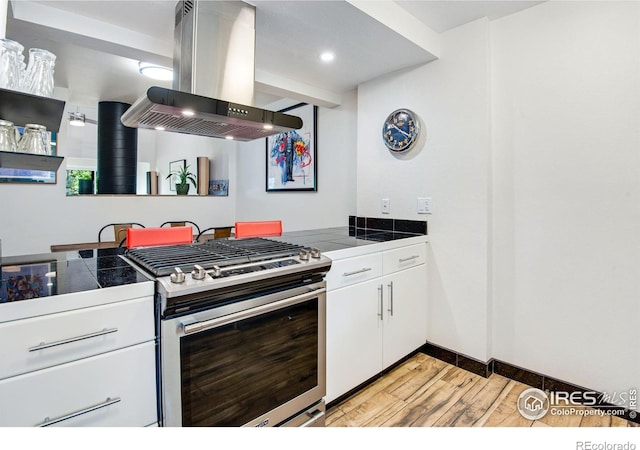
top-left (121, 0), bottom-right (303, 141)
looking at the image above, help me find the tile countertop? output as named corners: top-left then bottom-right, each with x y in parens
top-left (272, 226), bottom-right (429, 259)
top-left (0, 248), bottom-right (154, 322)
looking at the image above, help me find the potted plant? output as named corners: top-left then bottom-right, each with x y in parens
top-left (167, 164), bottom-right (197, 195)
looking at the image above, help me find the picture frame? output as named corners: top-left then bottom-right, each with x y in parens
top-left (0, 130), bottom-right (58, 184)
top-left (266, 103), bottom-right (317, 192)
top-left (168, 159), bottom-right (186, 192)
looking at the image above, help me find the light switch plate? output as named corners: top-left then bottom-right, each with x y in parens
top-left (381, 198), bottom-right (390, 214)
top-left (417, 197), bottom-right (432, 214)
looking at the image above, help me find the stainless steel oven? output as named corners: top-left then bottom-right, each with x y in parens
top-left (124, 238), bottom-right (331, 427)
top-left (160, 280), bottom-right (326, 427)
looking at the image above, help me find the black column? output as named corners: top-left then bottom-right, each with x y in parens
top-left (97, 101), bottom-right (137, 194)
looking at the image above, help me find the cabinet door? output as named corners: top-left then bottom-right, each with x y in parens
top-left (382, 264), bottom-right (427, 368)
top-left (326, 279), bottom-right (383, 403)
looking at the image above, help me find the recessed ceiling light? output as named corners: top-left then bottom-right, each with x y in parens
top-left (263, 124), bottom-right (274, 130)
top-left (155, 126), bottom-right (165, 131)
top-left (138, 62), bottom-right (173, 81)
top-left (182, 109), bottom-right (195, 117)
top-left (320, 51), bottom-right (335, 63)
top-left (225, 136), bottom-right (234, 140)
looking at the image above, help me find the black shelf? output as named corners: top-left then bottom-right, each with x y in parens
top-left (0, 150), bottom-right (63, 172)
top-left (0, 87), bottom-right (66, 132)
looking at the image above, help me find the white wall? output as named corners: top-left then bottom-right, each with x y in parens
top-left (235, 89), bottom-right (357, 231)
top-left (491, 1), bottom-right (640, 400)
top-left (357, 19), bottom-right (492, 362)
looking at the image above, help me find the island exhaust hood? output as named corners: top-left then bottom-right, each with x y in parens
top-left (121, 0), bottom-right (303, 141)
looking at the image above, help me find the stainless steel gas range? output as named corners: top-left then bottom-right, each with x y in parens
top-left (124, 238), bottom-right (332, 427)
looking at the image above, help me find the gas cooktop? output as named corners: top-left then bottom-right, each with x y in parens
top-left (125, 238), bottom-right (310, 277)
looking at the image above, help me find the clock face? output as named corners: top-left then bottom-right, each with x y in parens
top-left (382, 109), bottom-right (420, 153)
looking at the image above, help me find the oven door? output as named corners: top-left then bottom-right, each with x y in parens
top-left (159, 281), bottom-right (326, 427)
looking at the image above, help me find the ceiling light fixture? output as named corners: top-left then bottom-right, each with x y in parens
top-left (320, 51), bottom-right (335, 63)
top-left (69, 112), bottom-right (85, 127)
top-left (69, 111), bottom-right (97, 127)
top-left (182, 109), bottom-right (195, 117)
top-left (138, 62), bottom-right (174, 81)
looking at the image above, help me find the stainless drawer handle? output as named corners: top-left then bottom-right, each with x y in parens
top-left (28, 328), bottom-right (118, 352)
top-left (378, 284), bottom-right (383, 321)
top-left (299, 409), bottom-right (325, 427)
top-left (399, 255), bottom-right (420, 263)
top-left (387, 281), bottom-right (394, 316)
top-left (183, 288), bottom-right (326, 335)
top-left (342, 267), bottom-right (372, 277)
top-left (37, 397), bottom-right (121, 427)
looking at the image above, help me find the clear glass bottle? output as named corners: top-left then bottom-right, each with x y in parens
top-left (0, 39), bottom-right (25, 91)
top-left (22, 48), bottom-right (56, 97)
top-left (17, 124), bottom-right (49, 155)
top-left (0, 120), bottom-right (18, 152)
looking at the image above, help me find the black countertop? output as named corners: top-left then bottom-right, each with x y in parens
top-left (272, 226), bottom-right (426, 253)
top-left (0, 248), bottom-right (151, 304)
top-left (0, 226), bottom-right (425, 304)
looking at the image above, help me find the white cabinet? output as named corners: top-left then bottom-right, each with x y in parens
top-left (382, 265), bottom-right (427, 367)
top-left (325, 242), bottom-right (427, 403)
top-left (0, 342), bottom-right (157, 427)
top-left (0, 287), bottom-right (157, 427)
top-left (326, 278), bottom-right (383, 402)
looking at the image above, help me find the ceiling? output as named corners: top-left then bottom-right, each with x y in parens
top-left (5, 0), bottom-right (542, 109)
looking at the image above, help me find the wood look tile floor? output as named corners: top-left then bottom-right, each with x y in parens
top-left (326, 353), bottom-right (637, 428)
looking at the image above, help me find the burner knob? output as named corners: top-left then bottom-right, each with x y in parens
top-left (211, 265), bottom-right (222, 278)
top-left (170, 267), bottom-right (186, 284)
top-left (310, 248), bottom-right (321, 259)
top-left (299, 250), bottom-right (310, 261)
top-left (191, 264), bottom-right (207, 280)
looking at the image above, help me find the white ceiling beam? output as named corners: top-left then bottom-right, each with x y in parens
top-left (9, 1), bottom-right (172, 65)
top-left (346, 0), bottom-right (441, 59)
top-left (255, 69), bottom-right (342, 108)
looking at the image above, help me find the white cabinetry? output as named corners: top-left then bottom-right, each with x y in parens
top-left (0, 284), bottom-right (157, 427)
top-left (325, 241), bottom-right (427, 403)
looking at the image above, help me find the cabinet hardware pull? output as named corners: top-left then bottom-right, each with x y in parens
top-left (378, 285), bottom-right (383, 320)
top-left (28, 328), bottom-right (118, 352)
top-left (299, 409), bottom-right (325, 427)
top-left (387, 281), bottom-right (394, 316)
top-left (399, 255), bottom-right (420, 263)
top-left (37, 397), bottom-right (121, 427)
top-left (342, 267), bottom-right (372, 277)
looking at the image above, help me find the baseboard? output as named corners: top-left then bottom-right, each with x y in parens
top-left (420, 341), bottom-right (640, 425)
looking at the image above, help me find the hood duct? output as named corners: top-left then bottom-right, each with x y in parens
top-left (121, 0), bottom-right (303, 141)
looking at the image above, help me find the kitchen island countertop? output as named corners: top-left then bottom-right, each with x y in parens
top-left (0, 248), bottom-right (154, 322)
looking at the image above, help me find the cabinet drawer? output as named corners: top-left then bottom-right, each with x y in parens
top-left (0, 342), bottom-right (157, 427)
top-left (0, 296), bottom-right (154, 380)
top-left (325, 252), bottom-right (383, 290)
top-left (383, 244), bottom-right (426, 275)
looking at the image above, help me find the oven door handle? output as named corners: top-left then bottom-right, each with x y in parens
top-left (181, 288), bottom-right (326, 335)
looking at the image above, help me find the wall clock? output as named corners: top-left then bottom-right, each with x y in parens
top-left (382, 108), bottom-right (421, 153)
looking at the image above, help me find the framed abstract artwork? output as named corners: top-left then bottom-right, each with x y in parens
top-left (266, 103), bottom-right (317, 192)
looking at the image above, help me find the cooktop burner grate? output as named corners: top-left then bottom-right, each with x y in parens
top-left (125, 238), bottom-right (307, 277)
